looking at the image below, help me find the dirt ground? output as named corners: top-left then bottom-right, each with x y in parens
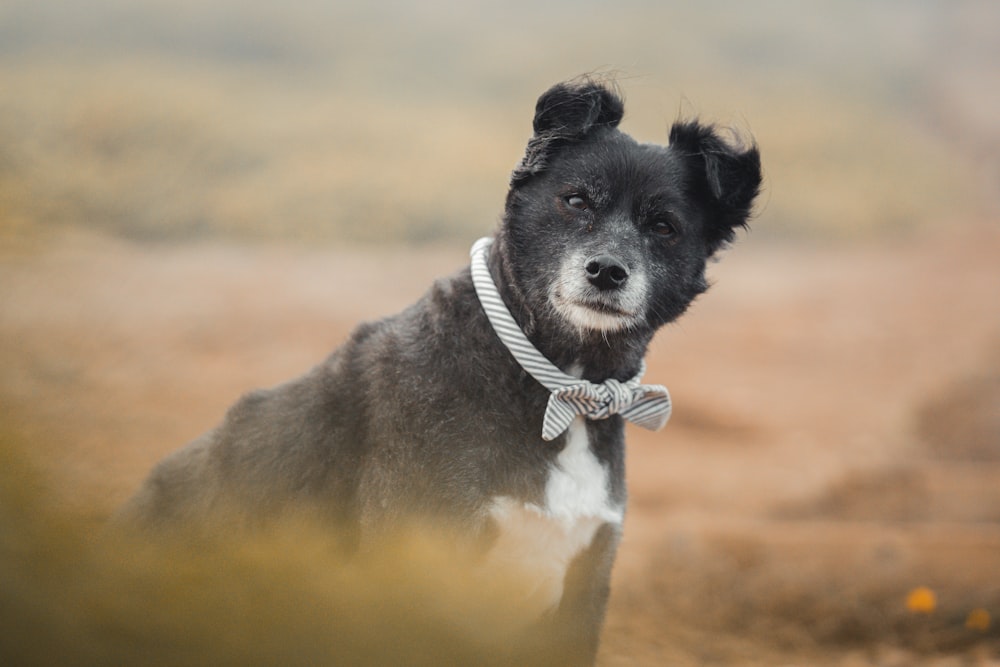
top-left (1, 222), bottom-right (999, 665)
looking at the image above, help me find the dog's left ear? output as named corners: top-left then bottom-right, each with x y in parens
top-left (669, 121), bottom-right (762, 255)
top-left (511, 78), bottom-right (625, 186)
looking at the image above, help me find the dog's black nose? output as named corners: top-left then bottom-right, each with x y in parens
top-left (585, 255), bottom-right (630, 291)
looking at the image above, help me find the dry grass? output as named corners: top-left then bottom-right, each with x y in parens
top-left (0, 433), bottom-right (577, 667)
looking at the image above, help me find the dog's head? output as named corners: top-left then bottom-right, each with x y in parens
top-left (498, 78), bottom-right (761, 342)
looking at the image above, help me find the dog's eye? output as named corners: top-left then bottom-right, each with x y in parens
top-left (653, 220), bottom-right (679, 240)
top-left (564, 194), bottom-right (589, 211)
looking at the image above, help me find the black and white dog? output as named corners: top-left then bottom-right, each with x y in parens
top-left (120, 78), bottom-right (761, 663)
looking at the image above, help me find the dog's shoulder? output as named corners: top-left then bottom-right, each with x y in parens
top-left (410, 266), bottom-right (480, 332)
top-left (349, 266), bottom-right (486, 364)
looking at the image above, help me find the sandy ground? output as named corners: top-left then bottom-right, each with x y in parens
top-left (1, 223), bottom-right (999, 665)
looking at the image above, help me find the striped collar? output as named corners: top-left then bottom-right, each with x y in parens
top-left (470, 237), bottom-right (671, 441)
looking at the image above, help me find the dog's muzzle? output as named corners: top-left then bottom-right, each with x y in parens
top-left (548, 249), bottom-right (648, 333)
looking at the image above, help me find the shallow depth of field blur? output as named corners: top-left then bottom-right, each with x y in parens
top-left (2, 1), bottom-right (1000, 665)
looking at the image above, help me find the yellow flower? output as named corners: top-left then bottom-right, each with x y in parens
top-left (905, 586), bottom-right (936, 614)
top-left (965, 608), bottom-right (991, 632)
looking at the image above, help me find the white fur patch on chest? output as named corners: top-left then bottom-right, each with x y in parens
top-left (485, 417), bottom-right (623, 616)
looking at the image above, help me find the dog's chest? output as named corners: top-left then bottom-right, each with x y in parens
top-left (485, 417), bottom-right (623, 614)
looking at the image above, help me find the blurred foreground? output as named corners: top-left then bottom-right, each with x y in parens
top-left (2, 223), bottom-right (998, 665)
top-left (0, 441), bottom-right (578, 666)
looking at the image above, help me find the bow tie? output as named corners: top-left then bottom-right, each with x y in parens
top-left (470, 237), bottom-right (672, 441)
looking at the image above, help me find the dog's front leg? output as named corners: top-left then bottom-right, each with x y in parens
top-left (547, 521), bottom-right (621, 665)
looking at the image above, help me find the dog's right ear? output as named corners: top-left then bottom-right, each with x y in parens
top-left (511, 79), bottom-right (624, 186)
top-left (669, 120), bottom-right (762, 256)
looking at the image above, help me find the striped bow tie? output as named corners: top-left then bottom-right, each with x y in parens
top-left (470, 237), bottom-right (672, 441)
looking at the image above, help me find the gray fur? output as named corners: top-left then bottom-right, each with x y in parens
top-left (118, 77), bottom-right (762, 665)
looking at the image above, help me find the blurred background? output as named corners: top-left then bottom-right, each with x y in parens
top-left (1, 1), bottom-right (999, 665)
top-left (2, 0), bottom-right (998, 244)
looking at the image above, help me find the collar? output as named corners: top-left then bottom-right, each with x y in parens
top-left (470, 237), bottom-right (671, 440)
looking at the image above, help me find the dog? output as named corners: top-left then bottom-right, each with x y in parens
top-left (118, 77), bottom-right (761, 664)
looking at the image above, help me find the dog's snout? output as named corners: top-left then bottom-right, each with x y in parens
top-left (585, 255), bottom-right (630, 291)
